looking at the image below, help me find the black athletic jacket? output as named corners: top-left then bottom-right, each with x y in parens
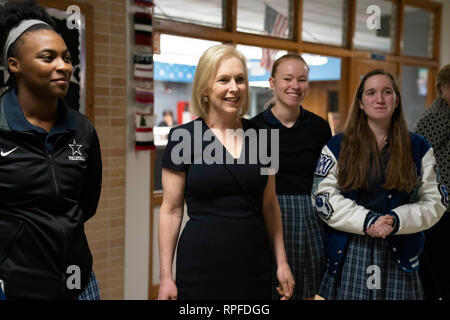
top-left (0, 89), bottom-right (102, 299)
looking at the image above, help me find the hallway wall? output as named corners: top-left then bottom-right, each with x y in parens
top-left (78, 0), bottom-right (128, 300)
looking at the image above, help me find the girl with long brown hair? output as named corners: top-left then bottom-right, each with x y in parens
top-left (311, 69), bottom-right (448, 299)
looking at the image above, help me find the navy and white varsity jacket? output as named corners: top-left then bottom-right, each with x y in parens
top-left (311, 133), bottom-right (448, 277)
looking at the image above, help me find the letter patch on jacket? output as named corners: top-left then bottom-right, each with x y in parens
top-left (434, 165), bottom-right (442, 182)
top-left (312, 176), bottom-right (324, 195)
top-left (409, 184), bottom-right (419, 202)
top-left (439, 184), bottom-right (449, 207)
top-left (434, 165), bottom-right (448, 207)
top-left (68, 139), bottom-right (86, 161)
top-left (314, 154), bottom-right (335, 177)
top-left (315, 193), bottom-right (334, 220)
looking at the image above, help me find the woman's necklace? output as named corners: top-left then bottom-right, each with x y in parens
top-left (377, 135), bottom-right (388, 150)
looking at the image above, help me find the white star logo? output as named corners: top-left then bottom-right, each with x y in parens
top-left (69, 139), bottom-right (83, 156)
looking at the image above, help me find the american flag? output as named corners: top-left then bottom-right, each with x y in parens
top-left (261, 4), bottom-right (288, 72)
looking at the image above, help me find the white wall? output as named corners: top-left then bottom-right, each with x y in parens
top-left (438, 0), bottom-right (450, 67)
top-left (124, 0), bottom-right (150, 300)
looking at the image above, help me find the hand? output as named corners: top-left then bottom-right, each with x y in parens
top-left (366, 215), bottom-right (394, 239)
top-left (157, 278), bottom-right (178, 300)
top-left (276, 262), bottom-right (295, 300)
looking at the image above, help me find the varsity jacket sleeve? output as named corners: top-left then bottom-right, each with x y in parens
top-left (389, 147), bottom-right (448, 235)
top-left (311, 144), bottom-right (370, 235)
top-left (80, 128), bottom-right (102, 222)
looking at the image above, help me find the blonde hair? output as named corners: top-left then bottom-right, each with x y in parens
top-left (190, 44), bottom-right (250, 119)
top-left (264, 53), bottom-right (309, 109)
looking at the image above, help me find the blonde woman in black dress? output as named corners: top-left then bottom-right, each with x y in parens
top-left (158, 45), bottom-right (294, 300)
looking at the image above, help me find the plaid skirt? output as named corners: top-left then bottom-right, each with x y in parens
top-left (78, 270), bottom-right (101, 300)
top-left (272, 194), bottom-right (326, 300)
top-left (318, 234), bottom-right (424, 300)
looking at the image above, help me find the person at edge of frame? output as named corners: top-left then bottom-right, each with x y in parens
top-left (414, 64), bottom-right (450, 300)
top-left (0, 0), bottom-right (102, 299)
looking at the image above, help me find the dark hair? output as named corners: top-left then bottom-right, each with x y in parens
top-left (162, 109), bottom-right (173, 117)
top-left (0, 0), bottom-right (56, 89)
top-left (338, 69), bottom-right (416, 192)
top-left (436, 64), bottom-right (450, 97)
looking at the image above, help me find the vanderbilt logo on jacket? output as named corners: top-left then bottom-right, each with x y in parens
top-left (68, 139), bottom-right (86, 161)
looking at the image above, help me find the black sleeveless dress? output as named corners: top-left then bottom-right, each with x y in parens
top-left (162, 118), bottom-right (273, 300)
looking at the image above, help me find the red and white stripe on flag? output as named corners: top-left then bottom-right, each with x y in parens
top-left (261, 6), bottom-right (288, 72)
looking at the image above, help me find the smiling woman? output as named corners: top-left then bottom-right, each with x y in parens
top-left (158, 44), bottom-right (295, 300)
top-left (206, 56), bottom-right (248, 134)
top-left (359, 74), bottom-right (399, 135)
top-left (0, 0), bottom-right (102, 300)
top-left (8, 29), bottom-right (73, 129)
top-left (251, 54), bottom-right (332, 300)
top-left (311, 69), bottom-right (447, 300)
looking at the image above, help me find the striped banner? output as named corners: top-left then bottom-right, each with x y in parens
top-left (260, 4), bottom-right (288, 72)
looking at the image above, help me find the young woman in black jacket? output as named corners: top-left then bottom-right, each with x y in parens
top-left (0, 0), bottom-right (102, 299)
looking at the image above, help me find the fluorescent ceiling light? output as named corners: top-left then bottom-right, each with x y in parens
top-left (153, 53), bottom-right (199, 66)
top-left (250, 81), bottom-right (270, 88)
top-left (154, 34), bottom-right (220, 66)
top-left (302, 54), bottom-right (328, 66)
